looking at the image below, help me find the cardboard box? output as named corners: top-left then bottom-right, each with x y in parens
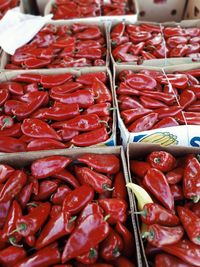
top-left (44, 0), bottom-right (138, 23)
top-left (0, 66), bottom-right (116, 149)
top-left (0, 145), bottom-right (142, 267)
top-left (0, 19), bottom-right (110, 69)
top-left (109, 19), bottom-right (200, 67)
top-left (127, 142), bottom-right (200, 267)
top-left (185, 0), bottom-right (200, 20)
top-left (136, 0), bottom-right (187, 22)
top-left (114, 63), bottom-right (200, 148)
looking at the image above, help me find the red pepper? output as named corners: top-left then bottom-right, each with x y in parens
top-left (128, 112), bottom-right (158, 133)
top-left (155, 253), bottom-right (193, 267)
top-left (76, 247), bottom-right (98, 265)
top-left (12, 73), bottom-right (41, 83)
top-left (51, 89), bottom-right (94, 109)
top-left (50, 82), bottom-right (83, 95)
top-left (0, 164), bottom-right (14, 183)
top-left (31, 156), bottom-right (71, 179)
top-left (130, 160), bottom-right (151, 178)
top-left (62, 184), bottom-right (94, 215)
top-left (100, 228), bottom-right (123, 261)
top-left (23, 58), bottom-right (51, 69)
top-left (27, 138), bottom-right (66, 151)
top-left (129, 42), bottom-right (145, 56)
top-left (75, 27), bottom-right (101, 40)
top-left (52, 114), bottom-right (102, 132)
top-left (53, 169), bottom-right (80, 188)
top-left (140, 96), bottom-right (167, 109)
top-left (166, 167), bottom-right (184, 184)
top-left (147, 151), bottom-right (176, 172)
top-left (51, 185), bottom-right (71, 205)
top-left (40, 73), bottom-right (72, 88)
top-left (24, 235), bottom-right (35, 247)
top-left (71, 126), bottom-right (109, 147)
top-left (83, 103), bottom-right (112, 116)
top-left (57, 128), bottom-right (79, 142)
top-left (18, 183), bottom-right (33, 209)
top-left (121, 108), bottom-right (152, 124)
top-left (77, 203), bottom-right (104, 225)
top-left (2, 200), bottom-right (22, 245)
top-left (22, 118), bottom-right (62, 140)
top-left (0, 246), bottom-right (26, 267)
top-left (136, 203), bottom-right (179, 226)
top-left (177, 206), bottom-right (200, 245)
top-left (36, 211), bottom-right (75, 250)
top-left (126, 73), bottom-right (157, 91)
top-left (118, 96), bottom-right (142, 111)
top-left (0, 116), bottom-right (14, 130)
top-left (0, 123), bottom-right (22, 138)
top-left (140, 90), bottom-right (176, 105)
top-left (141, 50), bottom-right (156, 60)
top-left (0, 89), bottom-right (9, 106)
top-left (157, 74), bottom-right (188, 89)
top-left (15, 243), bottom-right (61, 267)
top-left (76, 72), bottom-right (107, 85)
top-left (98, 198), bottom-right (127, 225)
top-left (15, 202), bottom-right (51, 237)
top-left (113, 42), bottom-right (132, 59)
top-left (115, 222), bottom-right (135, 258)
top-left (77, 153), bottom-right (120, 174)
top-left (35, 180), bottom-right (58, 201)
top-left (154, 106), bottom-right (182, 120)
top-left (169, 44), bottom-right (189, 57)
top-left (62, 213), bottom-right (110, 263)
top-left (0, 170), bottom-right (27, 202)
top-left (0, 82), bottom-right (23, 95)
top-left (112, 172), bottom-right (127, 201)
top-left (183, 156), bottom-right (200, 202)
top-left (114, 256), bottom-right (136, 267)
top-left (179, 90), bottom-right (196, 109)
top-left (0, 137), bottom-right (26, 153)
top-left (91, 78), bottom-right (111, 103)
top-left (191, 202), bottom-right (200, 218)
top-left (143, 168), bottom-right (174, 211)
top-left (111, 22), bottom-right (125, 38)
top-left (152, 117), bottom-right (179, 129)
top-left (186, 100), bottom-right (200, 112)
top-left (75, 166), bottom-right (113, 193)
top-left (0, 200), bottom-right (11, 229)
top-left (177, 111), bottom-right (200, 125)
top-left (162, 239), bottom-right (200, 266)
top-left (143, 224), bottom-right (184, 247)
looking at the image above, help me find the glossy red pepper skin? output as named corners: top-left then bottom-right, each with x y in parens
top-left (51, 185), bottom-right (71, 205)
top-left (62, 213), bottom-right (110, 263)
top-left (138, 203), bottom-right (179, 226)
top-left (140, 96), bottom-right (167, 109)
top-left (155, 106), bottom-right (182, 120)
top-left (50, 82), bottom-right (83, 95)
top-left (76, 247), bottom-right (98, 265)
top-left (130, 160), bottom-right (151, 178)
top-left (91, 78), bottom-right (112, 103)
top-left (0, 170), bottom-right (27, 202)
top-left (112, 172), bottom-right (127, 201)
top-left (143, 224), bottom-right (184, 247)
top-left (162, 239), bottom-right (200, 266)
top-left (62, 184), bottom-right (94, 215)
top-left (57, 128), bottom-right (79, 142)
top-left (53, 169), bottom-right (80, 188)
top-left (12, 74), bottom-right (41, 83)
top-left (170, 184), bottom-right (184, 201)
top-left (114, 256), bottom-right (136, 267)
top-left (144, 168), bottom-right (174, 211)
top-left (140, 91), bottom-right (176, 105)
top-left (35, 180), bottom-right (58, 201)
top-left (152, 117), bottom-right (179, 129)
top-left (166, 167), bottom-right (184, 184)
top-left (0, 89), bottom-right (9, 107)
top-left (31, 156), bottom-right (71, 179)
top-left (21, 118), bottom-right (62, 141)
top-left (147, 151), bottom-right (176, 172)
top-left (77, 153), bottom-right (120, 174)
top-left (98, 198), bottom-right (127, 225)
top-left (115, 222), bottom-right (135, 258)
top-left (179, 90), bottom-right (196, 109)
top-left (128, 113), bottom-right (158, 132)
top-left (191, 202), bottom-right (200, 218)
top-left (0, 164), bottom-right (14, 183)
top-left (177, 206), bottom-right (200, 245)
top-left (2, 200), bottom-right (22, 245)
top-left (40, 73), bottom-right (72, 88)
top-left (121, 108), bottom-right (152, 125)
top-left (126, 74), bottom-right (157, 91)
top-left (77, 203), bottom-right (104, 226)
top-left (155, 253), bottom-right (194, 267)
top-left (100, 228), bottom-right (123, 261)
top-left (0, 246), bottom-right (26, 267)
top-left (15, 244), bottom-right (61, 267)
top-left (83, 103), bottom-right (112, 117)
top-left (24, 235), bottom-right (35, 247)
top-left (76, 72), bottom-right (107, 85)
top-left (71, 126), bottom-right (109, 147)
top-left (36, 211), bottom-right (75, 250)
top-left (0, 200), bottom-right (11, 229)
top-left (0, 123), bottom-right (22, 138)
top-left (183, 157), bottom-right (200, 202)
top-left (118, 95), bottom-right (143, 111)
top-left (16, 202), bottom-right (51, 237)
top-left (75, 166), bottom-right (113, 193)
top-left (27, 138), bottom-right (66, 151)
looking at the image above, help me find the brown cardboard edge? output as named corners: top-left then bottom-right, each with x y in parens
top-left (0, 19), bottom-right (110, 69)
top-left (127, 142), bottom-right (200, 267)
top-left (0, 66), bottom-right (116, 150)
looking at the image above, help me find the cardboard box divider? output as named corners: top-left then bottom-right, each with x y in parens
top-left (108, 19), bottom-right (200, 67)
top-left (0, 145), bottom-right (142, 267)
top-left (127, 142), bottom-right (200, 267)
top-left (0, 19), bottom-right (110, 69)
top-left (0, 66), bottom-right (116, 148)
top-left (114, 62), bottom-right (200, 148)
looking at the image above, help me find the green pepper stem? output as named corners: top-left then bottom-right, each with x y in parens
top-left (134, 209), bottom-right (147, 217)
top-left (191, 195), bottom-right (200, 203)
top-left (104, 214), bottom-right (110, 221)
top-left (9, 237), bottom-right (23, 248)
top-left (89, 248), bottom-right (97, 259)
top-left (103, 184), bottom-right (114, 191)
top-left (112, 247), bottom-right (121, 257)
top-left (142, 230), bottom-right (154, 240)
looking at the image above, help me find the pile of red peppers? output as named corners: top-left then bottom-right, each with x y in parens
top-left (0, 70), bottom-right (113, 152)
top-left (0, 0), bottom-right (19, 19)
top-left (51, 0), bottom-right (133, 20)
top-left (5, 23), bottom-right (107, 69)
top-left (130, 150), bottom-right (200, 266)
top-left (0, 153), bottom-right (136, 267)
top-left (111, 22), bottom-right (200, 63)
top-left (117, 68), bottom-right (200, 133)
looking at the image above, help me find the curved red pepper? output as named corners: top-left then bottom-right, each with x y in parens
top-left (35, 180), bottom-right (58, 201)
top-left (76, 247), bottom-right (98, 265)
top-left (51, 185), bottom-right (71, 205)
top-left (152, 117), bottom-right (179, 129)
top-left (50, 82), bottom-right (83, 95)
top-left (121, 108), bottom-right (152, 124)
top-left (166, 167), bottom-right (184, 184)
top-left (57, 128), bottom-right (79, 142)
top-left (155, 253), bottom-right (193, 267)
top-left (128, 113), bottom-right (158, 133)
top-left (91, 78), bottom-right (112, 103)
top-left (170, 184), bottom-right (184, 201)
top-left (112, 172), bottom-right (127, 201)
top-left (0, 246), bottom-right (26, 267)
top-left (147, 151), bottom-right (176, 172)
top-left (0, 137), bottom-right (26, 152)
top-left (118, 95), bottom-right (143, 111)
top-left (77, 203), bottom-right (104, 225)
top-left (12, 73), bottom-right (41, 83)
top-left (0, 123), bottom-right (22, 138)
top-left (53, 169), bottom-right (80, 188)
top-left (31, 156), bottom-right (71, 179)
top-left (18, 183), bottom-right (33, 209)
top-left (140, 96), bottom-right (167, 109)
top-left (40, 73), bottom-right (72, 88)
top-left (27, 138), bottom-right (66, 151)
top-left (130, 160), bottom-right (151, 178)
top-left (157, 74), bottom-right (188, 89)
top-left (76, 72), bottom-right (107, 85)
top-left (0, 164), bottom-right (14, 183)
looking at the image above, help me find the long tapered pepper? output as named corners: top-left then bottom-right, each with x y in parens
top-left (35, 180), bottom-right (58, 201)
top-left (143, 168), bottom-right (174, 211)
top-left (31, 156), bottom-right (71, 179)
top-left (91, 78), bottom-right (112, 103)
top-left (166, 167), bottom-right (184, 184)
top-left (152, 117), bottom-right (179, 129)
top-left (112, 172), bottom-right (127, 201)
top-left (76, 72), bottom-right (107, 85)
top-left (0, 137), bottom-right (26, 153)
top-left (128, 113), bottom-right (158, 133)
top-left (0, 164), bottom-right (14, 183)
top-left (51, 185), bottom-right (71, 205)
top-left (77, 203), bottom-right (104, 225)
top-left (0, 246), bottom-right (26, 267)
top-left (62, 213), bottom-right (110, 263)
top-left (130, 160), bottom-right (151, 178)
top-left (121, 108), bottom-right (152, 124)
top-left (27, 138), bottom-right (66, 151)
top-left (40, 73), bottom-right (73, 88)
top-left (0, 171), bottom-right (27, 202)
top-left (18, 183), bottom-right (33, 208)
top-left (53, 169), bottom-right (80, 188)
top-left (140, 96), bottom-right (167, 109)
top-left (155, 253), bottom-right (193, 267)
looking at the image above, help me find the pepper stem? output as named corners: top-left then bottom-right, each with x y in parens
top-left (8, 237), bottom-right (23, 248)
top-left (153, 157), bottom-right (161, 164)
top-left (99, 120), bottom-right (108, 126)
top-left (103, 184), bottom-right (114, 191)
top-left (104, 214), bottom-right (110, 221)
top-left (142, 230), bottom-right (154, 240)
top-left (1, 118), bottom-right (12, 130)
top-left (89, 248), bottom-right (97, 259)
top-left (134, 208), bottom-right (147, 217)
top-left (112, 247), bottom-right (121, 257)
top-left (26, 202), bottom-right (38, 207)
top-left (191, 195), bottom-right (200, 203)
top-left (109, 107), bottom-right (117, 111)
top-left (196, 236), bottom-right (200, 244)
